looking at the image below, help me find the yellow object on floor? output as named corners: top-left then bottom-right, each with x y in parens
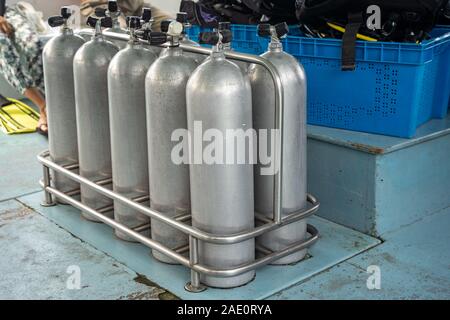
top-left (0, 98), bottom-right (39, 134)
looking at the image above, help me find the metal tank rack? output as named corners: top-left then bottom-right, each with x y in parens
top-left (38, 30), bottom-right (320, 293)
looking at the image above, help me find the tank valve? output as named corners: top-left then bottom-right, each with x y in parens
top-left (126, 16), bottom-right (142, 43)
top-left (217, 22), bottom-right (232, 49)
top-left (257, 22), bottom-right (288, 48)
top-left (87, 16), bottom-right (113, 37)
top-left (199, 29), bottom-right (232, 52)
top-left (94, 0), bottom-right (121, 29)
top-left (258, 22), bottom-right (288, 39)
top-left (147, 32), bottom-right (169, 46)
top-left (141, 7), bottom-right (154, 30)
top-left (134, 8), bottom-right (153, 41)
top-left (160, 20), bottom-right (184, 46)
top-left (176, 12), bottom-right (191, 34)
top-left (48, 6), bottom-right (73, 29)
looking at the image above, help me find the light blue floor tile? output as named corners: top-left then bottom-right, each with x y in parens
top-left (271, 206), bottom-right (450, 299)
top-left (0, 199), bottom-right (166, 300)
top-left (18, 191), bottom-right (380, 300)
top-left (0, 131), bottom-right (47, 201)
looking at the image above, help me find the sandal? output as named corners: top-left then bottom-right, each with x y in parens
top-left (36, 122), bottom-right (48, 137)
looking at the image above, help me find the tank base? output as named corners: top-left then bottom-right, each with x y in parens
top-left (115, 228), bottom-right (150, 243)
top-left (115, 230), bottom-right (137, 243)
top-left (57, 194), bottom-right (80, 205)
top-left (81, 212), bottom-right (105, 223)
top-left (267, 249), bottom-right (307, 265)
top-left (257, 219), bottom-right (308, 265)
top-left (201, 271), bottom-right (256, 289)
top-left (152, 250), bottom-right (184, 265)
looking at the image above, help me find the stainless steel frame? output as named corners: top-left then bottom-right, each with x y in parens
top-left (38, 29), bottom-right (320, 292)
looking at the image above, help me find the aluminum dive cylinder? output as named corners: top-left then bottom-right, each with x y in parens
top-left (108, 16), bottom-right (157, 241)
top-left (44, 7), bottom-right (85, 199)
top-left (186, 30), bottom-right (255, 288)
top-left (145, 22), bottom-right (199, 263)
top-left (95, 1), bottom-right (127, 49)
top-left (159, 13), bottom-right (201, 63)
top-left (73, 16), bottom-right (119, 221)
top-left (248, 23), bottom-right (308, 265)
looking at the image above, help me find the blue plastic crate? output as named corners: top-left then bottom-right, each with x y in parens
top-left (187, 25), bottom-right (450, 138)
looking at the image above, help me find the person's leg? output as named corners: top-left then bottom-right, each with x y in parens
top-left (5, 6), bottom-right (47, 133)
top-left (23, 87), bottom-right (46, 132)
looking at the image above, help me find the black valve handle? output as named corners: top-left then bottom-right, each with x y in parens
top-left (48, 16), bottom-right (65, 28)
top-left (86, 16), bottom-right (97, 28)
top-left (135, 29), bottom-right (149, 40)
top-left (126, 16), bottom-right (141, 29)
top-left (199, 30), bottom-right (232, 45)
top-left (61, 7), bottom-right (72, 19)
top-left (160, 19), bottom-right (173, 33)
top-left (87, 16), bottom-right (113, 29)
top-left (48, 6), bottom-right (72, 28)
top-left (102, 17), bottom-right (113, 28)
top-left (95, 7), bottom-right (107, 17)
top-left (148, 32), bottom-right (168, 46)
top-left (108, 0), bottom-right (119, 13)
top-left (258, 22), bottom-right (289, 38)
top-left (176, 12), bottom-right (188, 24)
top-left (274, 22), bottom-right (289, 38)
top-left (142, 7), bottom-right (152, 22)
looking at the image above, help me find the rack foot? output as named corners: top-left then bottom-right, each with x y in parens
top-left (40, 201), bottom-right (57, 207)
top-left (184, 282), bottom-right (207, 293)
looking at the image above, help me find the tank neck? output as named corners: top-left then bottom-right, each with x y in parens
top-left (128, 29), bottom-right (139, 46)
top-left (126, 40), bottom-right (142, 49)
top-left (166, 46), bottom-right (183, 57)
top-left (169, 35), bottom-right (181, 48)
top-left (92, 32), bottom-right (105, 41)
top-left (269, 40), bottom-right (283, 53)
top-left (112, 17), bottom-right (121, 30)
top-left (93, 21), bottom-right (103, 39)
top-left (61, 26), bottom-right (73, 36)
top-left (211, 48), bottom-right (225, 61)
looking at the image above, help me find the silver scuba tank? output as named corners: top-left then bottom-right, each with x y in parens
top-left (145, 21), bottom-right (199, 264)
top-left (248, 23), bottom-right (308, 265)
top-left (73, 16), bottom-right (119, 221)
top-left (159, 13), bottom-right (202, 63)
top-left (95, 1), bottom-right (128, 49)
top-left (44, 7), bottom-right (85, 199)
top-left (186, 30), bottom-right (255, 288)
top-left (108, 16), bottom-right (157, 241)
